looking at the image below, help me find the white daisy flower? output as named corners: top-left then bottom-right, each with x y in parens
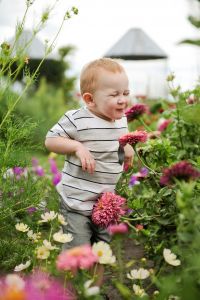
top-left (36, 246), bottom-right (50, 259)
top-left (39, 211), bottom-right (57, 223)
top-left (92, 241), bottom-right (116, 265)
top-left (43, 239), bottom-right (59, 250)
top-left (133, 284), bottom-right (147, 297)
top-left (53, 231), bottom-right (73, 243)
top-left (127, 268), bottom-right (150, 280)
top-left (163, 248), bottom-right (181, 266)
top-left (57, 214), bottom-right (67, 225)
top-left (15, 223), bottom-right (29, 232)
top-left (14, 260), bottom-right (31, 272)
top-left (84, 279), bottom-right (100, 297)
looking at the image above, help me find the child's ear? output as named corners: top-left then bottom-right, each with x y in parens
top-left (82, 93), bottom-right (95, 107)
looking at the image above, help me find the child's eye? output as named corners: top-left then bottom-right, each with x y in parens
top-left (110, 94), bottom-right (118, 97)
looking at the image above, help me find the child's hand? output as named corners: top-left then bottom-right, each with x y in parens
top-left (124, 144), bottom-right (134, 169)
top-left (75, 143), bottom-right (96, 174)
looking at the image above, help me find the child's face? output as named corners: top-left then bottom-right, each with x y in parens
top-left (87, 69), bottom-right (130, 122)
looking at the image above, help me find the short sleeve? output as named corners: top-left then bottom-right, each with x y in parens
top-left (46, 110), bottom-right (78, 140)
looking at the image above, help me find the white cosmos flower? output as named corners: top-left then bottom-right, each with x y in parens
top-left (163, 248), bottom-right (181, 266)
top-left (27, 230), bottom-right (41, 241)
top-left (5, 274), bottom-right (25, 290)
top-left (84, 279), bottom-right (100, 297)
top-left (14, 260), bottom-right (31, 272)
top-left (36, 246), bottom-right (50, 259)
top-left (92, 241), bottom-right (116, 265)
top-left (43, 239), bottom-right (59, 250)
top-left (127, 268), bottom-right (150, 280)
top-left (133, 284), bottom-right (147, 297)
top-left (15, 223), bottom-right (29, 232)
top-left (57, 214), bottom-right (67, 225)
top-left (53, 231), bottom-right (73, 243)
top-left (39, 211), bottom-right (57, 223)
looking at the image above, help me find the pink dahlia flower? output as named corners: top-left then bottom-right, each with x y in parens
top-left (157, 118), bottom-right (172, 132)
top-left (160, 161), bottom-right (200, 186)
top-left (108, 222), bottom-right (128, 235)
top-left (125, 103), bottom-right (148, 122)
top-left (56, 245), bottom-right (98, 273)
top-left (92, 192), bottom-right (127, 228)
top-left (119, 131), bottom-right (148, 147)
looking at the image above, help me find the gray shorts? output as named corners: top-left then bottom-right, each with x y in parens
top-left (60, 201), bottom-right (111, 250)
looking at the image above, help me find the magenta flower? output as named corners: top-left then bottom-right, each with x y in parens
top-left (129, 175), bottom-right (140, 186)
top-left (119, 130), bottom-right (148, 147)
top-left (56, 245), bottom-right (98, 273)
top-left (157, 118), bottom-right (172, 132)
top-left (125, 103), bottom-right (148, 122)
top-left (49, 158), bottom-right (59, 174)
top-left (92, 192), bottom-right (127, 227)
top-left (52, 172), bottom-right (62, 185)
top-left (26, 271), bottom-right (73, 300)
top-left (27, 207), bottom-right (37, 214)
top-left (34, 166), bottom-right (45, 177)
top-left (108, 223), bottom-right (128, 235)
top-left (160, 161), bottom-right (200, 186)
top-left (32, 157), bottom-right (39, 167)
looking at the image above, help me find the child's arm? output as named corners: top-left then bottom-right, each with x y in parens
top-left (45, 137), bottom-right (95, 174)
top-left (124, 144), bottom-right (134, 169)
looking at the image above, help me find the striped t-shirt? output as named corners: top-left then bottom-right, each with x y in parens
top-left (46, 106), bottom-right (128, 216)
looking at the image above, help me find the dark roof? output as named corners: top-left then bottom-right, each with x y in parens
top-left (104, 28), bottom-right (168, 60)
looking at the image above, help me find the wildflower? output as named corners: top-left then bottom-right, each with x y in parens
top-left (125, 103), bottom-right (148, 122)
top-left (127, 268), bottom-right (150, 280)
top-left (36, 246), bottom-right (50, 259)
top-left (157, 118), bottom-right (172, 132)
top-left (92, 241), bottom-right (116, 265)
top-left (49, 158), bottom-right (58, 174)
top-left (133, 284), bottom-right (147, 297)
top-left (56, 244), bottom-right (98, 273)
top-left (92, 192), bottom-right (126, 227)
top-left (31, 157), bottom-right (39, 166)
top-left (53, 231), bottom-right (73, 243)
top-left (57, 214), bottom-right (67, 225)
top-left (163, 248), bottom-right (181, 266)
top-left (52, 172), bottom-right (62, 185)
top-left (119, 131), bottom-right (148, 147)
top-left (27, 207), bottom-right (37, 214)
top-left (14, 260), bottom-right (31, 272)
top-left (27, 230), bottom-right (41, 242)
top-left (15, 223), bottom-right (29, 232)
top-left (108, 222), bottom-right (129, 235)
top-left (136, 167), bottom-right (149, 178)
top-left (135, 224), bottom-right (144, 230)
top-left (129, 175), bottom-right (140, 187)
top-left (34, 165), bottom-right (45, 177)
top-left (160, 161), bottom-right (200, 186)
top-left (186, 94), bottom-right (198, 105)
top-left (39, 211), bottom-right (57, 223)
top-left (26, 271), bottom-right (73, 300)
top-left (43, 240), bottom-right (59, 250)
top-left (5, 274), bottom-right (25, 290)
top-left (84, 279), bottom-right (100, 297)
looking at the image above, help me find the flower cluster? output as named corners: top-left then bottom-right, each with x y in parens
top-left (125, 103), bottom-right (148, 122)
top-left (92, 192), bottom-right (126, 227)
top-left (56, 244), bottom-right (98, 273)
top-left (160, 161), bottom-right (200, 186)
top-left (119, 130), bottom-right (148, 147)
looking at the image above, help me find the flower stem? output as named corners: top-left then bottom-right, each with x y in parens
top-left (138, 117), bottom-right (152, 132)
top-left (133, 147), bottom-right (157, 175)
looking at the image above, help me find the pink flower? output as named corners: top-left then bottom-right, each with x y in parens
top-left (135, 224), bottom-right (144, 230)
top-left (32, 157), bottom-right (39, 167)
top-left (160, 161), bottom-right (200, 186)
top-left (34, 166), bottom-right (45, 177)
top-left (56, 245), bottom-right (98, 273)
top-left (119, 131), bottom-right (148, 147)
top-left (157, 118), bottom-right (172, 132)
top-left (92, 192), bottom-right (127, 228)
top-left (108, 223), bottom-right (128, 235)
top-left (125, 103), bottom-right (148, 122)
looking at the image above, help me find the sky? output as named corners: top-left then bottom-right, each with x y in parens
top-left (0, 0), bottom-right (199, 95)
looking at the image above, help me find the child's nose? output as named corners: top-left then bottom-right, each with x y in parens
top-left (117, 97), bottom-right (128, 105)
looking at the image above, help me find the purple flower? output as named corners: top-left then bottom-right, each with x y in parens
top-left (27, 207), bottom-right (37, 214)
top-left (129, 175), bottom-right (140, 187)
top-left (35, 166), bottom-right (45, 177)
top-left (49, 158), bottom-right (58, 174)
top-left (32, 157), bottom-right (39, 167)
top-left (52, 172), bottom-right (62, 185)
top-left (160, 161), bottom-right (200, 186)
